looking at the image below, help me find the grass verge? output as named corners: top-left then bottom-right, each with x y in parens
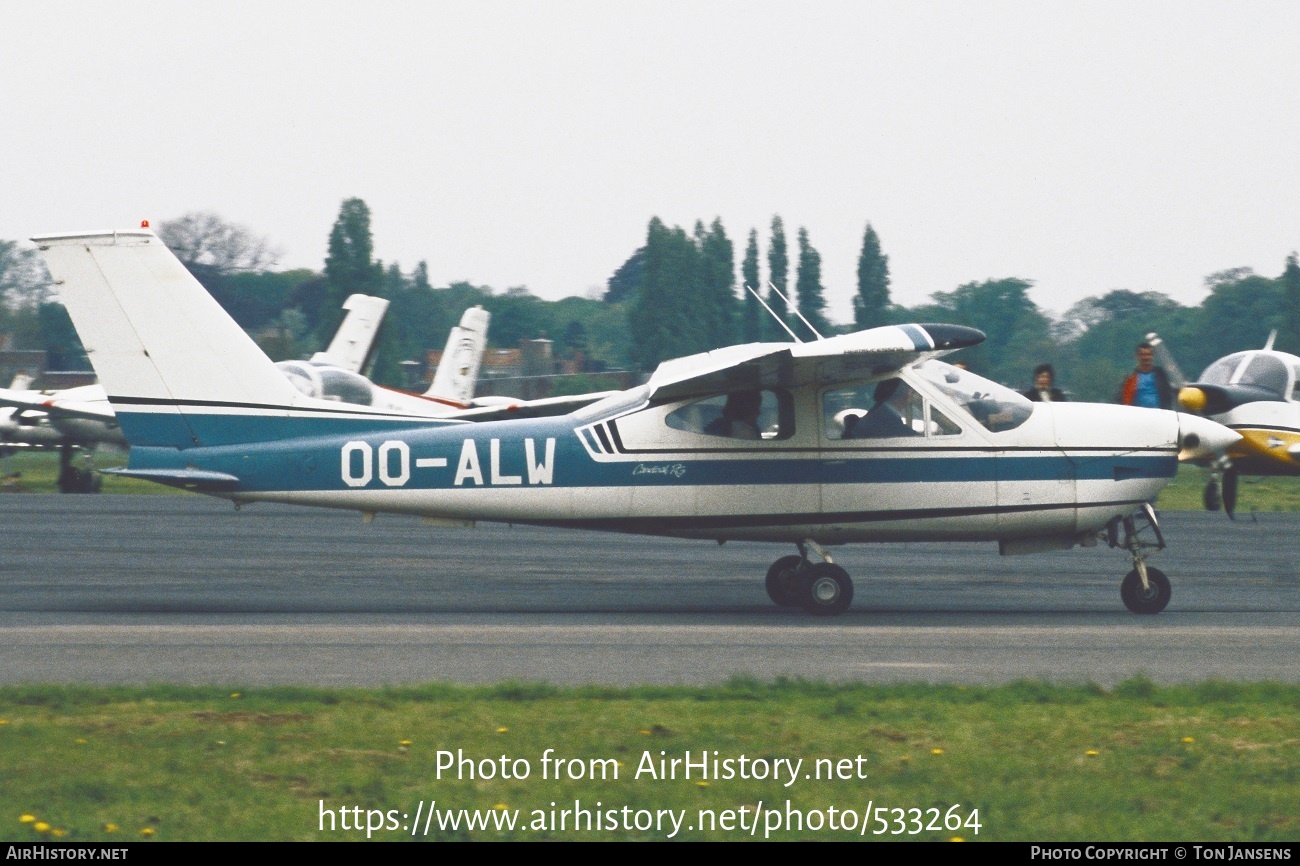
top-left (2, 679), bottom-right (1297, 842)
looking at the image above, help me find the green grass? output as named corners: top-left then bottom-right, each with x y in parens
top-left (0, 450), bottom-right (183, 495)
top-left (1156, 465), bottom-right (1300, 512)
top-left (1, 680), bottom-right (1296, 841)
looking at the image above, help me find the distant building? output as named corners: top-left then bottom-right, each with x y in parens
top-left (0, 344), bottom-right (46, 388)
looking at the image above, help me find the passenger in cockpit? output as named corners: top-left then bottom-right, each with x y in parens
top-left (705, 390), bottom-right (762, 440)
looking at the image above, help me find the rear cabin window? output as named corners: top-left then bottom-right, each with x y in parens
top-left (665, 389), bottom-right (794, 440)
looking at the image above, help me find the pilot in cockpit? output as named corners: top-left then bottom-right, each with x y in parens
top-left (845, 378), bottom-right (921, 439)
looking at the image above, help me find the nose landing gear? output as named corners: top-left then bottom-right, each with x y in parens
top-left (1107, 503), bottom-right (1171, 614)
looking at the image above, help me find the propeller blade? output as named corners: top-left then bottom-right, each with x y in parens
top-left (1203, 478), bottom-right (1221, 512)
top-left (1223, 468), bottom-right (1238, 520)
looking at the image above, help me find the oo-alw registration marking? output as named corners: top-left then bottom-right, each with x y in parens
top-left (340, 438), bottom-right (557, 488)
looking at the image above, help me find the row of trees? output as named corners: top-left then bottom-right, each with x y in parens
top-left (618, 215), bottom-right (891, 368)
top-left (2, 200), bottom-right (1298, 404)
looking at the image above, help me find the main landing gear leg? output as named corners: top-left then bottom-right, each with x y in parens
top-left (764, 540), bottom-right (854, 616)
top-left (1107, 503), bottom-right (1171, 614)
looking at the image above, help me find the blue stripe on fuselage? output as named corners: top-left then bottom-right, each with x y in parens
top-left (122, 411), bottom-right (1176, 493)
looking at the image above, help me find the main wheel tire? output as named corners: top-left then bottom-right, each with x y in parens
top-left (800, 563), bottom-right (854, 616)
top-left (1120, 567), bottom-right (1171, 614)
top-left (765, 555), bottom-right (805, 607)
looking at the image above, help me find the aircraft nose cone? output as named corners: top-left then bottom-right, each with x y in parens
top-left (1177, 413), bottom-right (1240, 463)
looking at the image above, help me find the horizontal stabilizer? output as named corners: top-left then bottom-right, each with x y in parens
top-left (102, 467), bottom-right (241, 491)
top-left (0, 387), bottom-right (114, 423)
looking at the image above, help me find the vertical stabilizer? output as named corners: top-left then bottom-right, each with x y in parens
top-left (425, 306), bottom-right (490, 405)
top-left (33, 229), bottom-right (304, 446)
top-left (311, 293), bottom-right (390, 374)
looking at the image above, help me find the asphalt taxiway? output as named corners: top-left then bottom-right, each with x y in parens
top-left (1, 496), bottom-right (1297, 685)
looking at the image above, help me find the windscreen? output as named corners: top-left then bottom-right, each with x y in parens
top-left (913, 360), bottom-right (1033, 432)
top-left (1198, 352), bottom-right (1250, 386)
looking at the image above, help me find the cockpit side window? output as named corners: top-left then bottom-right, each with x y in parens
top-left (665, 389), bottom-right (794, 441)
top-left (824, 378), bottom-right (962, 440)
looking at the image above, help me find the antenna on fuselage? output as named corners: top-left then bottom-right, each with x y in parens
top-left (1264, 329), bottom-right (1277, 351)
top-left (765, 280), bottom-right (826, 341)
top-left (744, 283), bottom-right (803, 343)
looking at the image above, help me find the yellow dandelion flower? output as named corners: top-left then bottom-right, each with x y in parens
top-left (931, 748), bottom-right (944, 755)
top-left (399, 739), bottom-right (412, 747)
top-left (696, 781), bottom-right (708, 788)
top-left (950, 836), bottom-right (965, 842)
top-left (1182, 737), bottom-right (1195, 744)
top-left (20, 815), bottom-right (36, 824)
top-left (493, 804), bottom-right (508, 811)
top-left (104, 824), bottom-right (118, 833)
top-left (1085, 749), bottom-right (1099, 757)
top-left (229, 692), bottom-right (241, 699)
top-left (0, 719), bottom-right (9, 725)
top-left (140, 827), bottom-right (155, 837)
top-left (75, 738), bottom-right (88, 744)
top-left (899, 755), bottom-right (910, 763)
top-left (639, 729), bottom-right (651, 735)
top-left (52, 829), bottom-right (67, 838)
top-left (496, 727), bottom-right (508, 733)
top-left (34, 822), bottom-right (51, 834)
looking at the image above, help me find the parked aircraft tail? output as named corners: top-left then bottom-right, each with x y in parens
top-left (425, 306), bottom-right (490, 406)
top-left (311, 294), bottom-right (390, 374)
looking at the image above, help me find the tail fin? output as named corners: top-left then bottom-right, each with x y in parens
top-left (34, 229), bottom-right (304, 447)
top-left (425, 305), bottom-right (490, 404)
top-left (310, 293), bottom-right (390, 374)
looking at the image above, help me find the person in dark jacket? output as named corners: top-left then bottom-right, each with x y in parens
top-left (849, 378), bottom-right (921, 438)
top-left (1023, 363), bottom-right (1067, 402)
top-left (1116, 342), bottom-right (1173, 409)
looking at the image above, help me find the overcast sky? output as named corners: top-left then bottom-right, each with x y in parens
top-left (4, 1), bottom-right (1298, 323)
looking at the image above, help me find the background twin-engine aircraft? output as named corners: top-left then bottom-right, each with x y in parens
top-left (33, 228), bottom-right (1237, 615)
top-left (1148, 331), bottom-right (1300, 517)
top-left (0, 290), bottom-right (496, 489)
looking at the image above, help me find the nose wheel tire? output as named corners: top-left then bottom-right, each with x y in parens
top-left (765, 555), bottom-right (805, 607)
top-left (1120, 567), bottom-right (1171, 614)
top-left (800, 563), bottom-right (854, 616)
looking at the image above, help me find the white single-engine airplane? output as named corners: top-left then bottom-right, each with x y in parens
top-left (36, 228), bottom-right (1238, 614)
top-left (1152, 331), bottom-right (1300, 517)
